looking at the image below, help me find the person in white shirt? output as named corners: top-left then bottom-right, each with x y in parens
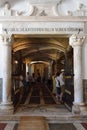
top-left (55, 72), bottom-right (61, 101)
top-left (59, 69), bottom-right (65, 103)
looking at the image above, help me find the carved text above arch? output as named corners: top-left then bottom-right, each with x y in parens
top-left (1, 21), bottom-right (84, 35)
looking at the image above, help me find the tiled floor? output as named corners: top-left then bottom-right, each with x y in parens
top-left (0, 123), bottom-right (7, 130)
top-left (82, 123), bottom-right (87, 129)
top-left (0, 123), bottom-right (18, 130)
top-left (49, 123), bottom-right (77, 130)
top-left (0, 121), bottom-right (87, 130)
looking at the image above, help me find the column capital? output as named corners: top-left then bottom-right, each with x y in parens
top-left (0, 34), bottom-right (12, 44)
top-left (69, 34), bottom-right (85, 48)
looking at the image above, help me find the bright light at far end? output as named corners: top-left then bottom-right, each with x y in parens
top-left (14, 60), bottom-right (18, 64)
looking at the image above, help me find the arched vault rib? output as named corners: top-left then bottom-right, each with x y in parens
top-left (30, 61), bottom-right (50, 65)
top-left (23, 51), bottom-right (57, 61)
top-left (13, 36), bottom-right (69, 63)
top-left (25, 54), bottom-right (53, 62)
top-left (13, 43), bottom-right (66, 52)
top-left (13, 37), bottom-right (68, 51)
top-left (22, 46), bottom-right (65, 57)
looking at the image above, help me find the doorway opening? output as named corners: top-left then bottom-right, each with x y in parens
top-left (12, 34), bottom-right (73, 112)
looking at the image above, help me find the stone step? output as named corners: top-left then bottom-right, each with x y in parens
top-left (18, 116), bottom-right (49, 130)
top-left (0, 114), bottom-right (87, 123)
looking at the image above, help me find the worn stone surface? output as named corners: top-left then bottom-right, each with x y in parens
top-left (18, 116), bottom-right (49, 130)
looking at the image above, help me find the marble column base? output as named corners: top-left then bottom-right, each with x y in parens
top-left (72, 103), bottom-right (80, 115)
top-left (79, 103), bottom-right (87, 112)
top-left (72, 102), bottom-right (87, 115)
top-left (0, 102), bottom-right (14, 114)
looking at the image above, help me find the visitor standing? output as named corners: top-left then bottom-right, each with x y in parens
top-left (55, 72), bottom-right (61, 101)
top-left (59, 69), bottom-right (65, 103)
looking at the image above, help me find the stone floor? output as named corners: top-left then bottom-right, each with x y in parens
top-left (0, 123), bottom-right (18, 130)
top-left (18, 116), bottom-right (49, 130)
top-left (0, 83), bottom-right (87, 130)
top-left (0, 104), bottom-right (87, 130)
top-left (0, 120), bottom-right (87, 130)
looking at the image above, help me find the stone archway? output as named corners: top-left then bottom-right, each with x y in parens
top-left (0, 16), bottom-right (86, 113)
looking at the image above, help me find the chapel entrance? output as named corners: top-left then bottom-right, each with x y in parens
top-left (12, 34), bottom-right (74, 111)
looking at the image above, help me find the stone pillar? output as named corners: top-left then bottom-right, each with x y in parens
top-left (29, 64), bottom-right (32, 76)
top-left (26, 62), bottom-right (31, 77)
top-left (48, 64), bottom-right (51, 75)
top-left (0, 34), bottom-right (14, 114)
top-left (69, 34), bottom-right (86, 111)
top-left (28, 63), bottom-right (32, 76)
top-left (26, 63), bottom-right (29, 77)
top-left (48, 62), bottom-right (52, 76)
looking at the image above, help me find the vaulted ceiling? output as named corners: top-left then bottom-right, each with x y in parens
top-left (12, 34), bottom-right (69, 63)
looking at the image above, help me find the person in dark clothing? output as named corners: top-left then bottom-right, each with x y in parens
top-left (47, 74), bottom-right (53, 91)
top-left (37, 72), bottom-right (41, 82)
